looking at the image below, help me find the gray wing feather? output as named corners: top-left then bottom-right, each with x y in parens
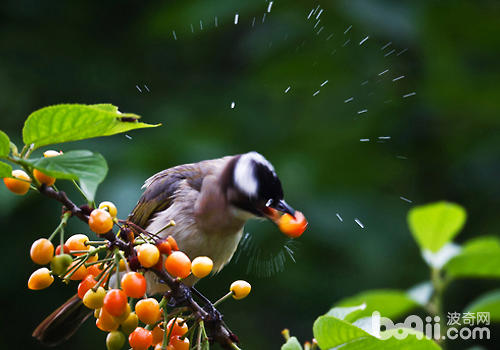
top-left (127, 164), bottom-right (204, 228)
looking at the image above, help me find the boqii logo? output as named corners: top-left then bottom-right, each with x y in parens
top-left (371, 311), bottom-right (491, 340)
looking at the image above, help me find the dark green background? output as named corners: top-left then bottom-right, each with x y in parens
top-left (1, 0), bottom-right (499, 349)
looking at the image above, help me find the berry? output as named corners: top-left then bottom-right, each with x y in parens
top-left (129, 327), bottom-right (153, 350)
top-left (87, 264), bottom-right (103, 277)
top-left (230, 280), bottom-right (251, 300)
top-left (50, 254), bottom-right (73, 275)
top-left (66, 234), bottom-right (90, 255)
top-left (78, 274), bottom-right (97, 299)
top-left (120, 312), bottom-right (139, 334)
top-left (137, 243), bottom-right (160, 268)
top-left (114, 302), bottom-right (132, 324)
top-left (164, 251), bottom-right (191, 279)
top-left (156, 240), bottom-right (172, 255)
top-left (3, 169), bottom-right (31, 195)
top-left (151, 325), bottom-right (164, 345)
top-left (83, 286), bottom-right (107, 309)
top-left (191, 256), bottom-right (213, 278)
top-left (168, 336), bottom-right (190, 350)
top-left (33, 169), bottom-right (56, 187)
top-left (30, 238), bottom-right (54, 265)
top-left (103, 289), bottom-right (128, 317)
top-left (68, 260), bottom-right (88, 280)
top-left (55, 244), bottom-right (70, 255)
top-left (106, 330), bottom-right (126, 350)
top-left (28, 267), bottom-right (54, 290)
top-left (97, 307), bottom-right (119, 332)
top-left (121, 272), bottom-right (147, 299)
top-left (99, 201), bottom-right (118, 218)
top-left (135, 298), bottom-right (161, 325)
top-left (167, 236), bottom-right (179, 251)
top-left (87, 246), bottom-right (99, 263)
top-left (43, 150), bottom-right (62, 157)
top-left (278, 211), bottom-right (308, 238)
top-left (166, 317), bottom-right (188, 337)
top-left (89, 209), bottom-right (114, 234)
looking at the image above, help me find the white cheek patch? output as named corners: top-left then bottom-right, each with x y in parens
top-left (234, 152), bottom-right (275, 198)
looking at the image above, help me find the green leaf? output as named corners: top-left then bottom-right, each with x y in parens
top-left (23, 150), bottom-right (107, 201)
top-left (0, 161), bottom-right (12, 178)
top-left (313, 315), bottom-right (440, 350)
top-left (22, 104), bottom-right (160, 149)
top-left (336, 290), bottom-right (420, 322)
top-left (465, 289), bottom-right (500, 322)
top-left (327, 304), bottom-right (368, 320)
top-left (0, 130), bottom-right (10, 157)
top-left (313, 315), bottom-right (370, 349)
top-left (408, 201), bottom-right (466, 252)
top-left (444, 237), bottom-right (500, 279)
top-left (281, 337), bottom-right (303, 350)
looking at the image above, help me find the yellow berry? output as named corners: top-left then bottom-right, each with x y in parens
top-left (83, 286), bottom-right (107, 309)
top-left (99, 201), bottom-right (118, 218)
top-left (30, 238), bottom-right (54, 265)
top-left (3, 169), bottom-right (31, 195)
top-left (137, 243), bottom-right (160, 268)
top-left (28, 267), bottom-right (54, 290)
top-left (230, 280), bottom-right (251, 300)
top-left (191, 256), bottom-right (213, 278)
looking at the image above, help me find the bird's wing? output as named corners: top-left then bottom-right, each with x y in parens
top-left (127, 164), bottom-right (204, 228)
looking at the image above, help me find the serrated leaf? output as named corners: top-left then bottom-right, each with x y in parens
top-left (23, 150), bottom-right (107, 201)
top-left (444, 237), bottom-right (500, 279)
top-left (336, 290), bottom-right (420, 322)
top-left (22, 104), bottom-right (159, 149)
top-left (281, 336), bottom-right (303, 350)
top-left (0, 130), bottom-right (10, 157)
top-left (0, 161), bottom-right (12, 178)
top-left (465, 289), bottom-right (500, 322)
top-left (408, 201), bottom-right (466, 252)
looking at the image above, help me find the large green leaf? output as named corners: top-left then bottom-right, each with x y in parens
top-left (313, 315), bottom-right (440, 350)
top-left (465, 289), bottom-right (500, 322)
top-left (444, 237), bottom-right (500, 279)
top-left (281, 337), bottom-right (302, 350)
top-left (22, 104), bottom-right (160, 149)
top-left (0, 130), bottom-right (10, 157)
top-left (23, 150), bottom-right (107, 201)
top-left (408, 201), bottom-right (466, 252)
top-left (0, 161), bottom-right (12, 178)
top-left (336, 290), bottom-right (420, 322)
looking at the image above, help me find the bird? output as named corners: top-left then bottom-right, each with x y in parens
top-left (33, 151), bottom-right (298, 346)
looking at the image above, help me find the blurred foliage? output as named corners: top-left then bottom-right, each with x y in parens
top-left (0, 0), bottom-right (499, 349)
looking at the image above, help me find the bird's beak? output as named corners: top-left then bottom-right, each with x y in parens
top-left (261, 199), bottom-right (296, 224)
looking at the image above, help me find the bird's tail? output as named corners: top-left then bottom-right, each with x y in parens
top-left (32, 294), bottom-right (92, 346)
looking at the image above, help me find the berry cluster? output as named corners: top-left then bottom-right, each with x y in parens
top-left (27, 198), bottom-right (251, 350)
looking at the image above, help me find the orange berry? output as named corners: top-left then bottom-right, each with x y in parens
top-left (89, 209), bottom-right (114, 234)
top-left (135, 298), bottom-right (161, 325)
top-left (66, 234), bottom-right (90, 255)
top-left (230, 280), bottom-right (251, 300)
top-left (191, 256), bottom-right (213, 278)
top-left (166, 236), bottom-right (179, 251)
top-left (121, 272), bottom-right (147, 299)
top-left (28, 267), bottom-right (54, 290)
top-left (169, 336), bottom-right (189, 350)
top-left (165, 251), bottom-right (191, 279)
top-left (103, 289), bottom-right (128, 317)
top-left (278, 211), bottom-right (308, 238)
top-left (67, 260), bottom-right (88, 280)
top-left (151, 324), bottom-right (164, 345)
top-left (87, 264), bottom-right (103, 277)
top-left (98, 201), bottom-right (118, 218)
top-left (129, 327), bottom-right (153, 350)
top-left (33, 169), bottom-right (56, 186)
top-left (78, 274), bottom-right (97, 299)
top-left (3, 169), bottom-right (31, 195)
top-left (30, 238), bottom-right (54, 265)
top-left (157, 240), bottom-right (172, 255)
top-left (97, 307), bottom-right (119, 332)
top-left (166, 318), bottom-right (188, 337)
top-left (83, 286), bottom-right (107, 309)
top-left (137, 243), bottom-right (160, 268)
top-left (114, 303), bottom-right (132, 324)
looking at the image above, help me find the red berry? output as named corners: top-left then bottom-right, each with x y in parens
top-left (164, 251), bottom-right (191, 279)
top-left (103, 289), bottom-right (128, 317)
top-left (77, 275), bottom-right (97, 299)
top-left (121, 272), bottom-right (147, 299)
top-left (129, 327), bottom-right (152, 350)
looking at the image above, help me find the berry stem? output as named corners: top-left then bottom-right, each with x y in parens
top-left (213, 291), bottom-right (233, 307)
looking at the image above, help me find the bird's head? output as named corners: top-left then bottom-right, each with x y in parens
top-left (225, 152), bottom-right (296, 225)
